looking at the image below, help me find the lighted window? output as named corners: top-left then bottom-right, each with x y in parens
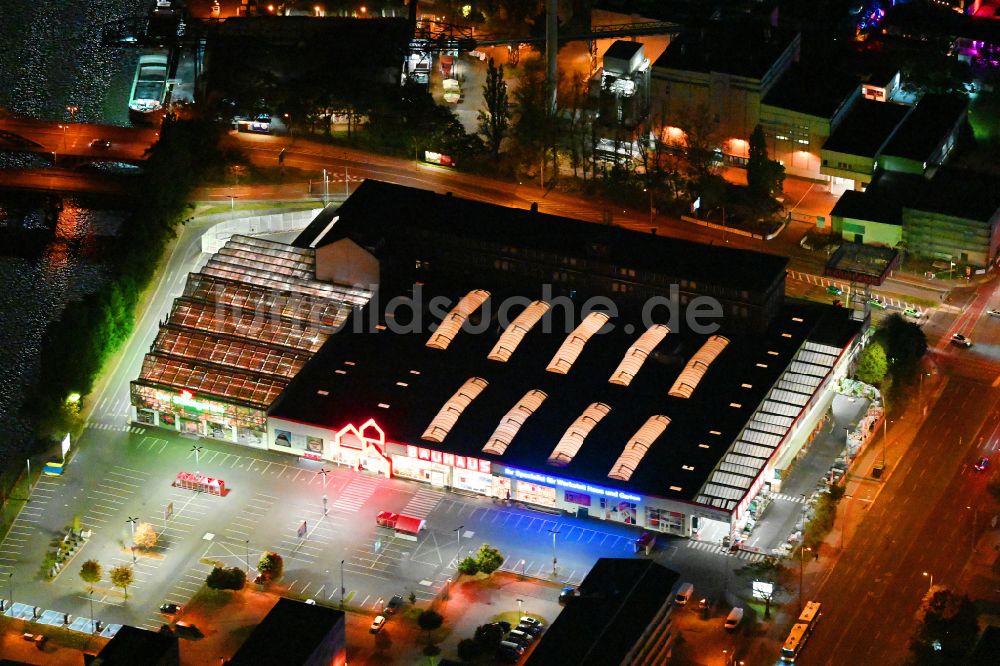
top-left (546, 312), bottom-right (610, 375)
top-left (669, 485), bottom-right (682, 492)
top-left (317, 390), bottom-right (329, 396)
top-left (609, 324), bottom-right (670, 386)
top-left (421, 377), bottom-right (489, 443)
top-left (607, 415), bottom-right (670, 481)
top-left (708, 430), bottom-right (721, 435)
top-left (792, 317), bottom-right (804, 323)
top-left (730, 402), bottom-right (742, 408)
top-left (698, 443), bottom-right (710, 449)
top-left (741, 383), bottom-right (752, 388)
top-left (426, 289), bottom-right (490, 351)
top-left (768, 351), bottom-right (779, 356)
top-left (756, 363), bottom-right (768, 368)
top-left (378, 403), bottom-right (390, 409)
top-left (668, 335), bottom-right (730, 398)
top-left (681, 464), bottom-right (694, 471)
top-left (482, 390), bottom-right (548, 456)
top-left (396, 382), bottom-right (408, 387)
top-left (547, 402), bottom-right (611, 467)
top-left (781, 333), bottom-right (792, 338)
top-left (335, 369), bottom-right (347, 375)
top-left (487, 301), bottom-right (550, 363)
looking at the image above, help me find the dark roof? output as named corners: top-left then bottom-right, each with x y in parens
top-left (885, 3), bottom-right (1000, 44)
top-left (525, 558), bottom-right (680, 666)
top-left (270, 284), bottom-right (856, 504)
top-left (822, 100), bottom-right (911, 157)
top-left (881, 94), bottom-right (968, 163)
top-left (93, 625), bottom-right (178, 666)
top-left (762, 64), bottom-right (859, 119)
top-left (294, 180), bottom-right (788, 294)
top-left (969, 626), bottom-right (1000, 666)
top-left (908, 167), bottom-right (1000, 222)
top-left (604, 40), bottom-right (643, 62)
top-left (825, 243), bottom-right (900, 285)
top-left (830, 189), bottom-right (902, 226)
top-left (227, 598), bottom-right (344, 666)
top-left (652, 23), bottom-right (799, 79)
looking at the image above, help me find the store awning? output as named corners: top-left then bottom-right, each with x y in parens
top-left (394, 514), bottom-right (425, 535)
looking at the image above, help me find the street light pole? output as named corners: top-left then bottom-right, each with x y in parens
top-left (245, 539), bottom-right (250, 574)
top-left (340, 559), bottom-right (345, 608)
top-left (317, 468), bottom-right (330, 489)
top-left (968, 505), bottom-right (978, 554)
top-left (7, 572), bottom-right (12, 611)
top-left (190, 445), bottom-right (203, 468)
top-left (548, 527), bottom-right (559, 576)
top-left (126, 516), bottom-right (138, 543)
top-left (923, 571), bottom-right (933, 590)
top-left (516, 598), bottom-right (523, 618)
top-left (453, 525), bottom-right (464, 565)
top-left (322, 494), bottom-right (328, 516)
top-left (799, 546), bottom-right (811, 614)
top-left (89, 589), bottom-right (95, 633)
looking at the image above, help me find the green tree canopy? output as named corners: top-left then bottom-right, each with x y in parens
top-left (474, 544), bottom-right (504, 575)
top-left (911, 586), bottom-right (979, 663)
top-left (857, 341), bottom-right (889, 386)
top-left (257, 551), bottom-right (284, 582)
top-left (110, 564), bottom-right (134, 599)
top-left (79, 559), bottom-right (101, 590)
top-left (746, 123), bottom-right (785, 213)
top-left (206, 566), bottom-right (247, 591)
top-left (876, 314), bottom-right (928, 381)
top-left (478, 58), bottom-right (510, 161)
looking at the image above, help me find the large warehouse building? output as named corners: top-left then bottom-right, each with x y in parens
top-left (131, 181), bottom-right (862, 539)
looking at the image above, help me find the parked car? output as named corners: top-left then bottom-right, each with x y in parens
top-left (384, 595), bottom-right (403, 615)
top-left (826, 285), bottom-right (843, 296)
top-left (866, 297), bottom-right (886, 309)
top-left (674, 582), bottom-right (694, 606)
top-left (508, 629), bottom-right (533, 645)
top-left (89, 139), bottom-right (112, 150)
top-left (724, 607), bottom-right (744, 631)
top-left (987, 309), bottom-right (1000, 318)
top-left (369, 615), bottom-right (386, 634)
top-left (974, 456), bottom-right (990, 472)
top-left (635, 531), bottom-right (656, 553)
top-left (951, 333), bottom-right (973, 348)
top-left (159, 603), bottom-right (180, 614)
top-left (904, 307), bottom-right (924, 319)
top-left (519, 616), bottom-right (543, 628)
top-left (517, 622), bottom-right (543, 637)
top-left (558, 587), bottom-right (579, 605)
top-left (498, 645), bottom-right (524, 662)
top-left (173, 621), bottom-right (202, 638)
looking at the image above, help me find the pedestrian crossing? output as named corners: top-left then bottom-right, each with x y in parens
top-left (770, 492), bottom-right (807, 503)
top-left (330, 476), bottom-right (380, 513)
top-left (401, 488), bottom-right (443, 518)
top-left (686, 540), bottom-right (768, 562)
top-left (85, 422), bottom-right (146, 434)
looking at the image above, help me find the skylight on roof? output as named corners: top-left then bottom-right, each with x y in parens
top-left (547, 402), bottom-right (611, 467)
top-left (608, 324), bottom-right (670, 386)
top-left (487, 301), bottom-right (550, 363)
top-left (421, 377), bottom-right (489, 443)
top-left (482, 390), bottom-right (548, 456)
top-left (546, 312), bottom-right (610, 375)
top-left (426, 290), bottom-right (490, 351)
top-left (607, 415), bottom-right (670, 481)
top-left (667, 335), bottom-right (730, 399)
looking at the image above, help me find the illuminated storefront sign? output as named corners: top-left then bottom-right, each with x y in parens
top-left (155, 389), bottom-right (226, 415)
top-left (502, 467), bottom-right (642, 503)
top-left (406, 445), bottom-right (491, 474)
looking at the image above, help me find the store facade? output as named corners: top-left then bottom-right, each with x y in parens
top-left (130, 384), bottom-right (267, 448)
top-left (266, 415), bottom-right (722, 536)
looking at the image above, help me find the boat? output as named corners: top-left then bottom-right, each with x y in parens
top-left (128, 53), bottom-right (169, 124)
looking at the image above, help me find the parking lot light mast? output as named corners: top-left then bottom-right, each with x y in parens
top-left (923, 571), bottom-right (933, 589)
top-left (323, 494), bottom-right (328, 516)
top-left (126, 516), bottom-right (138, 542)
top-left (517, 598), bottom-right (523, 617)
top-left (245, 540), bottom-right (250, 574)
top-left (317, 468), bottom-right (330, 488)
top-left (799, 546), bottom-right (812, 613)
top-left (548, 527), bottom-right (560, 576)
top-left (190, 445), bottom-right (203, 468)
top-left (453, 525), bottom-right (464, 564)
top-left (7, 572), bottom-right (12, 611)
top-left (89, 589), bottom-right (95, 633)
top-left (340, 559), bottom-right (345, 608)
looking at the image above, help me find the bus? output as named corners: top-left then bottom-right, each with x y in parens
top-left (780, 601), bottom-right (822, 662)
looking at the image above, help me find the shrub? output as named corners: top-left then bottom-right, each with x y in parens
top-left (458, 556), bottom-right (479, 575)
top-left (257, 551), bottom-right (284, 582)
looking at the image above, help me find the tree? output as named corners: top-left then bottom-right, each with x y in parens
top-left (510, 54), bottom-right (556, 181)
top-left (735, 556), bottom-right (787, 620)
top-left (457, 637), bottom-right (483, 662)
top-left (417, 609), bottom-right (444, 644)
top-left (133, 522), bottom-right (158, 551)
top-left (458, 556), bottom-right (479, 575)
top-left (474, 544), bottom-right (504, 575)
top-left (676, 102), bottom-right (720, 183)
top-left (110, 564), bottom-right (134, 599)
top-left (856, 341), bottom-right (889, 386)
top-left (206, 566), bottom-right (246, 591)
top-left (474, 622), bottom-right (505, 651)
top-left (257, 551), bottom-right (284, 583)
top-left (478, 58), bottom-right (510, 162)
top-left (79, 559), bottom-right (101, 591)
top-left (746, 123), bottom-right (785, 211)
top-left (876, 314), bottom-right (928, 381)
top-left (911, 586), bottom-right (979, 663)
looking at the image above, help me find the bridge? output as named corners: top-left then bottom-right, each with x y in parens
top-left (0, 117), bottom-right (159, 168)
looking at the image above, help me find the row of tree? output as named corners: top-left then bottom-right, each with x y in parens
top-left (79, 559), bottom-right (134, 599)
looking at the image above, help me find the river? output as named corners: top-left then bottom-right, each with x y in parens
top-left (0, 0), bottom-right (148, 471)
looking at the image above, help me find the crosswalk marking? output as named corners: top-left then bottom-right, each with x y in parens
top-left (400, 488), bottom-right (443, 518)
top-left (770, 492), bottom-right (806, 503)
top-left (331, 476), bottom-right (380, 513)
top-left (85, 422), bottom-right (146, 434)
top-left (686, 540), bottom-right (767, 561)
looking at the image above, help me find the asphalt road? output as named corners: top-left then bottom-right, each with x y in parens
top-left (0, 116), bottom-right (156, 163)
top-left (801, 374), bottom-right (999, 665)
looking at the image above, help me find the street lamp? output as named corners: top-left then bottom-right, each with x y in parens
top-left (322, 494), bottom-right (328, 516)
top-left (126, 516), bottom-right (138, 543)
top-left (516, 598), bottom-right (523, 617)
top-left (968, 505), bottom-right (978, 554)
top-left (340, 559), bottom-right (345, 607)
top-left (923, 571), bottom-right (933, 589)
top-left (548, 527), bottom-right (560, 576)
top-left (191, 445), bottom-right (203, 467)
top-left (7, 572), bottom-right (12, 611)
top-left (798, 546), bottom-right (812, 613)
top-left (519, 559), bottom-right (526, 577)
top-left (317, 468), bottom-right (330, 488)
top-left (89, 589), bottom-right (95, 634)
top-left (245, 539), bottom-right (250, 574)
top-left (453, 525), bottom-right (464, 565)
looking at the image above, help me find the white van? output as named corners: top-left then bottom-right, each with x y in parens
top-left (674, 582), bottom-right (694, 606)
